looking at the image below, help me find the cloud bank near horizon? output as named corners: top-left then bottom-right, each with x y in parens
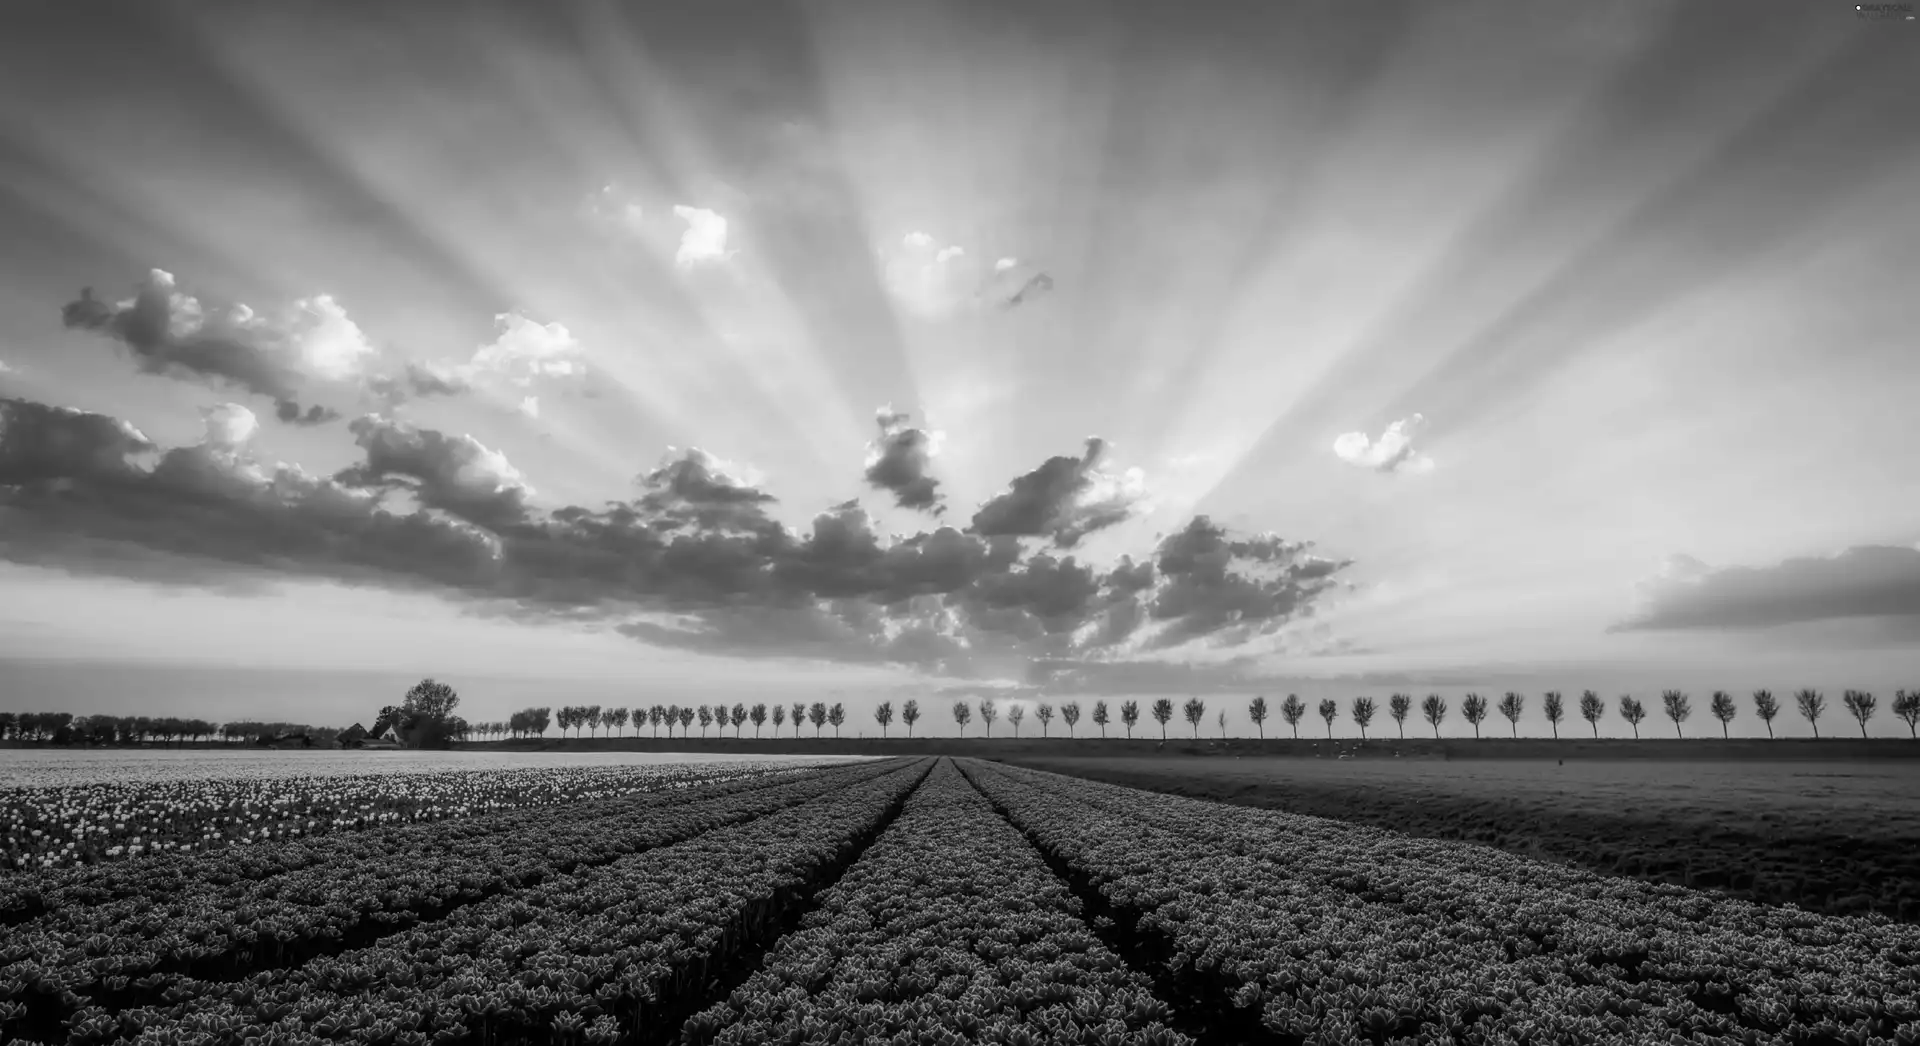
top-left (7, 287), bottom-right (1356, 687)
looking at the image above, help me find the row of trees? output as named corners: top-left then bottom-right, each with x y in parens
top-left (472, 688), bottom-right (1920, 743)
top-left (0, 713), bottom-right (337, 747)
top-left (1056, 688), bottom-right (1920, 741)
top-left (483, 700), bottom-right (878, 740)
top-left (25, 684), bottom-right (1905, 750)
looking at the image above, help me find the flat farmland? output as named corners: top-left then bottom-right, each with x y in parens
top-left (3, 755), bottom-right (1918, 1044)
top-left (1003, 754), bottom-right (1920, 922)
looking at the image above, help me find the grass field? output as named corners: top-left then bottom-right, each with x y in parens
top-left (1003, 754), bottom-right (1920, 924)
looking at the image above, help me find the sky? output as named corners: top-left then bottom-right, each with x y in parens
top-left (1, 0), bottom-right (1917, 739)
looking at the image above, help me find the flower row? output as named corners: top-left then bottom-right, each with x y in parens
top-left (962, 760), bottom-right (1920, 1045)
top-left (0, 759), bottom-right (910, 1032)
top-left (690, 759), bottom-right (1190, 1046)
top-left (61, 760), bottom-right (936, 1046)
top-left (0, 759), bottom-right (813, 872)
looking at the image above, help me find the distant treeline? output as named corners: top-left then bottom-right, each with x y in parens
top-left (0, 712), bottom-right (337, 747)
top-left (481, 701), bottom-right (861, 741)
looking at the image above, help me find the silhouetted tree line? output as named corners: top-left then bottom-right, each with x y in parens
top-left (0, 712), bottom-right (337, 747)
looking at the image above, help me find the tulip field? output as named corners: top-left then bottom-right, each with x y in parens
top-left (0, 754), bottom-right (854, 874)
top-left (1, 757), bottom-right (1916, 1045)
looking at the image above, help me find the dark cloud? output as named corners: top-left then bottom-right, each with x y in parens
top-left (60, 272), bottom-right (360, 424)
top-left (275, 399), bottom-right (341, 427)
top-left (1002, 272), bottom-right (1053, 309)
top-left (978, 262), bottom-right (1055, 310)
top-left (970, 437), bottom-right (1147, 548)
top-left (334, 415), bottom-right (534, 530)
top-left (1611, 545), bottom-right (1920, 632)
top-left (0, 398), bottom-right (503, 597)
top-left (864, 407), bottom-right (944, 514)
top-left (366, 362), bottom-right (473, 405)
top-left (0, 399), bottom-right (156, 486)
top-left (0, 394), bottom-right (1356, 686)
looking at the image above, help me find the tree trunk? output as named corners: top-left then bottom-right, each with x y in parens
top-left (1721, 721), bottom-right (1728, 739)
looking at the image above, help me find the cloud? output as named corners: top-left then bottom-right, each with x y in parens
top-left (672, 205), bottom-right (731, 268)
top-left (59, 271), bottom-right (370, 425)
top-left (469, 313), bottom-right (585, 387)
top-left (517, 396), bottom-right (540, 420)
top-left (0, 397), bottom-right (503, 594)
top-left (1333, 413), bottom-right (1435, 474)
top-left (882, 231), bottom-right (979, 319)
top-left (275, 400), bottom-right (340, 427)
top-left (985, 269), bottom-right (1054, 310)
top-left (970, 437), bottom-right (1149, 548)
top-left (864, 406), bottom-right (945, 514)
top-left (334, 415), bottom-right (534, 530)
top-left (0, 394), bottom-right (1356, 687)
top-left (366, 361), bottom-right (475, 406)
top-left (1611, 544), bottom-right (1920, 632)
top-left (0, 398), bottom-right (156, 486)
top-left (201, 404), bottom-right (259, 450)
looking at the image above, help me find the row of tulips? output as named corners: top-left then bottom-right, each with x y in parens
top-left (48, 759), bottom-right (935, 1046)
top-left (0, 760), bottom-right (816, 874)
top-left (688, 759), bottom-right (1190, 1046)
top-left (0, 759), bottom-right (906, 1041)
top-left (0, 761), bottom-right (835, 924)
top-left (961, 760), bottom-right (1920, 1046)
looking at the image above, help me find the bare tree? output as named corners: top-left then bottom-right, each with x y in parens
top-left (979, 699), bottom-right (998, 738)
top-left (1007, 703), bottom-right (1026, 738)
top-left (874, 701), bottom-right (894, 738)
top-left (648, 705), bottom-right (665, 738)
top-left (807, 702), bottom-right (828, 738)
top-left (1281, 694), bottom-right (1307, 738)
top-left (827, 703), bottom-right (846, 738)
top-left (731, 704), bottom-right (747, 737)
top-left (1216, 709), bottom-right (1228, 738)
top-left (1618, 695), bottom-right (1646, 739)
top-left (1249, 695), bottom-right (1270, 738)
top-left (902, 698), bottom-right (921, 737)
top-left (1422, 693), bottom-right (1448, 737)
top-left (1092, 699), bottom-right (1110, 737)
top-left (677, 706), bottom-right (693, 736)
top-left (607, 706), bottom-right (631, 738)
top-left (1498, 692), bottom-right (1525, 738)
top-left (1461, 694), bottom-right (1488, 738)
top-left (585, 706), bottom-right (603, 738)
top-left (1795, 689), bottom-right (1826, 738)
top-left (1061, 701), bottom-right (1081, 737)
top-left (697, 705), bottom-right (714, 738)
top-left (952, 701), bottom-right (971, 736)
top-left (1541, 692), bottom-right (1563, 739)
top-left (750, 703), bottom-right (767, 738)
top-left (1661, 691), bottom-right (1691, 738)
top-left (1317, 698), bottom-right (1339, 737)
top-left (771, 704), bottom-right (786, 737)
top-left (791, 703), bottom-right (807, 738)
top-left (1842, 690), bottom-right (1877, 739)
top-left (1579, 691), bottom-right (1604, 737)
top-left (1351, 696), bottom-right (1377, 740)
top-left (664, 704), bottom-right (680, 739)
top-left (1388, 693), bottom-right (1411, 739)
top-left (1151, 698), bottom-right (1174, 740)
top-left (1708, 692), bottom-right (1737, 738)
top-left (1182, 697), bottom-right (1206, 738)
top-left (1894, 690), bottom-right (1920, 739)
top-left (1752, 690), bottom-right (1779, 738)
top-left (1036, 703), bottom-right (1055, 737)
top-left (1121, 700), bottom-right (1140, 738)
